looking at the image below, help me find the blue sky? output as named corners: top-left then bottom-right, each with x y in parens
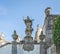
top-left (0, 0), bottom-right (60, 41)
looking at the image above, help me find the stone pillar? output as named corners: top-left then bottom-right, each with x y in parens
top-left (40, 41), bottom-right (46, 54)
top-left (39, 31), bottom-right (45, 54)
top-left (12, 30), bottom-right (18, 54)
top-left (12, 41), bottom-right (17, 54)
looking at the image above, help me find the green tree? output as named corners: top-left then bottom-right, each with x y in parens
top-left (53, 16), bottom-right (60, 46)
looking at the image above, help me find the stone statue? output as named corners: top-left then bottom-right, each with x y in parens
top-left (23, 16), bottom-right (34, 51)
top-left (24, 16), bottom-right (34, 36)
top-left (24, 16), bottom-right (34, 28)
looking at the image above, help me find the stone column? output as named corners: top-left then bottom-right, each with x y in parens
top-left (12, 30), bottom-right (18, 54)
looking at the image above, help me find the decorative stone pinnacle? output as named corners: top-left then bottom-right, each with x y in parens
top-left (39, 31), bottom-right (45, 41)
top-left (12, 30), bottom-right (18, 41)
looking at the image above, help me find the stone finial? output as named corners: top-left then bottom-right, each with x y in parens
top-left (45, 7), bottom-right (51, 16)
top-left (12, 30), bottom-right (18, 41)
top-left (39, 31), bottom-right (45, 41)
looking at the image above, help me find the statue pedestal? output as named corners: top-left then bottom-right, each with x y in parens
top-left (23, 36), bottom-right (34, 51)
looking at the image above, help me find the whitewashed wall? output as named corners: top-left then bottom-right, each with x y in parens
top-left (17, 44), bottom-right (40, 54)
top-left (47, 44), bottom-right (56, 54)
top-left (0, 44), bottom-right (40, 54)
top-left (0, 44), bottom-right (12, 54)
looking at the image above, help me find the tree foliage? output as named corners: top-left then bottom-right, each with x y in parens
top-left (53, 16), bottom-right (60, 46)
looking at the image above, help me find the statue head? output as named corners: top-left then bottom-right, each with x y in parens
top-left (45, 7), bottom-right (51, 16)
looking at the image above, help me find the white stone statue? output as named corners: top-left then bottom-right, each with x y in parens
top-left (16, 33), bottom-right (20, 42)
top-left (0, 32), bottom-right (4, 40)
top-left (34, 24), bottom-right (42, 43)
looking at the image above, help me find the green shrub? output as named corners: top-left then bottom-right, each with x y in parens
top-left (53, 16), bottom-right (60, 46)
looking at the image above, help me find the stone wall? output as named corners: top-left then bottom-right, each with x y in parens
top-left (0, 44), bottom-right (40, 54)
top-left (56, 45), bottom-right (60, 54)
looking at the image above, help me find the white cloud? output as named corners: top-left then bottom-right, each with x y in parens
top-left (0, 6), bottom-right (7, 15)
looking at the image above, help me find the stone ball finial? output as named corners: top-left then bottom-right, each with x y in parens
top-left (12, 30), bottom-right (18, 41)
top-left (45, 7), bottom-right (51, 16)
top-left (14, 30), bottom-right (16, 34)
top-left (39, 31), bottom-right (45, 41)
